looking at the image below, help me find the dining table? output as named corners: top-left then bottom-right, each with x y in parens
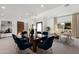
top-left (29, 37), bottom-right (40, 52)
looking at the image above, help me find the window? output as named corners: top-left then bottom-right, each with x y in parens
top-left (36, 22), bottom-right (43, 37)
top-left (36, 22), bottom-right (43, 32)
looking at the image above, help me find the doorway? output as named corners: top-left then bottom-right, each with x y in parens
top-left (17, 21), bottom-right (24, 34)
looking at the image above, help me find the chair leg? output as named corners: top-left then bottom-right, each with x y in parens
top-left (14, 44), bottom-right (22, 54)
top-left (18, 50), bottom-right (24, 54)
top-left (15, 47), bottom-right (21, 53)
top-left (49, 47), bottom-right (53, 54)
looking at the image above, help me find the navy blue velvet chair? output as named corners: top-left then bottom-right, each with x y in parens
top-left (42, 32), bottom-right (48, 37)
top-left (38, 36), bottom-right (54, 50)
top-left (12, 34), bottom-right (31, 50)
top-left (39, 36), bottom-right (48, 43)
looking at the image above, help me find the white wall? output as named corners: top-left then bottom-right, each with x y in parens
top-left (0, 18), bottom-right (30, 35)
top-left (0, 19), bottom-right (17, 35)
top-left (31, 4), bottom-right (79, 33)
top-left (30, 17), bottom-right (54, 34)
top-left (46, 18), bottom-right (54, 33)
top-left (33, 18), bottom-right (45, 31)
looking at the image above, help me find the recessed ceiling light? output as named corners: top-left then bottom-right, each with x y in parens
top-left (1, 6), bottom-right (6, 9)
top-left (41, 4), bottom-right (44, 8)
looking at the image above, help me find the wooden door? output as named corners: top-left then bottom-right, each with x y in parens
top-left (17, 21), bottom-right (24, 34)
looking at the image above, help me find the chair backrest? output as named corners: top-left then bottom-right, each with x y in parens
top-left (21, 31), bottom-right (27, 38)
top-left (12, 34), bottom-right (27, 50)
top-left (42, 32), bottom-right (48, 38)
top-left (12, 34), bottom-right (19, 43)
top-left (42, 32), bottom-right (48, 35)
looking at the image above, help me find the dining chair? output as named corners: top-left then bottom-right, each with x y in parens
top-left (38, 36), bottom-right (54, 53)
top-left (12, 34), bottom-right (31, 53)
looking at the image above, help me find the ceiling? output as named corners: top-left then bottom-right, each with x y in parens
top-left (0, 4), bottom-right (62, 19)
